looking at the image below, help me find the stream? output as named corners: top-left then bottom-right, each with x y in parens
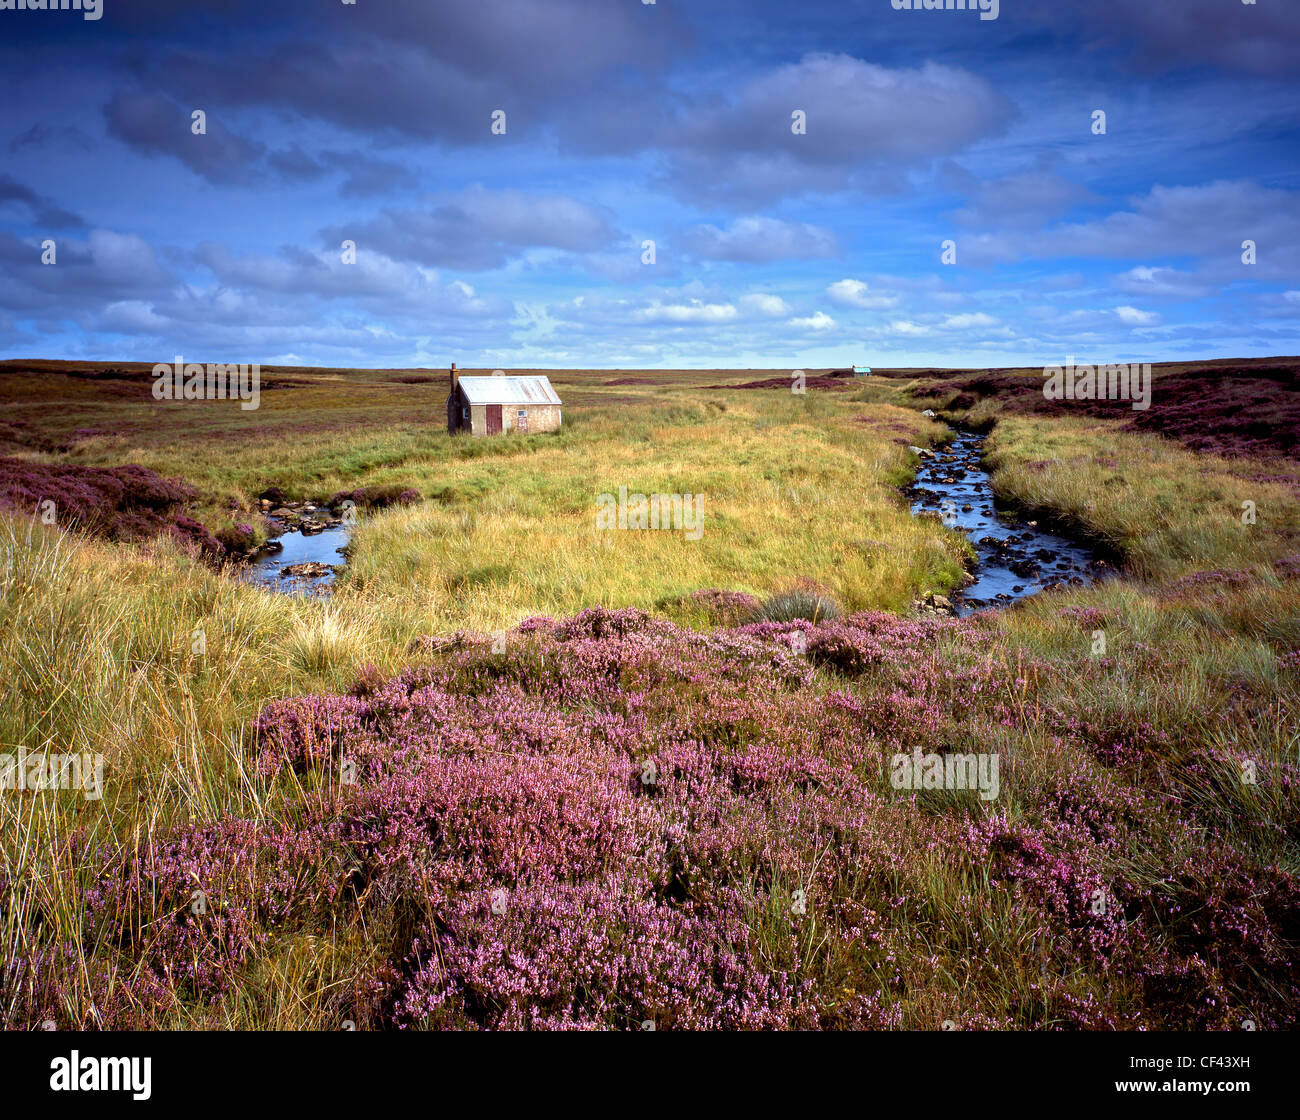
top-left (239, 514), bottom-right (350, 595)
top-left (908, 427), bottom-right (1111, 615)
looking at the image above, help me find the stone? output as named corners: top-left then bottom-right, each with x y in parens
top-left (281, 562), bottom-right (332, 578)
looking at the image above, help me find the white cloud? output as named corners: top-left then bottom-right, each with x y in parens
top-left (788, 311), bottom-right (835, 331)
top-left (97, 300), bottom-right (170, 333)
top-left (1114, 265), bottom-right (1208, 299)
top-left (635, 301), bottom-right (739, 324)
top-left (940, 312), bottom-right (998, 330)
top-left (1116, 305), bottom-right (1160, 326)
top-left (739, 293), bottom-right (792, 317)
top-left (826, 278), bottom-right (899, 310)
top-left (887, 320), bottom-right (930, 336)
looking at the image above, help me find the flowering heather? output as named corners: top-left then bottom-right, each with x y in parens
top-left (1057, 605), bottom-right (1112, 631)
top-left (83, 820), bottom-right (346, 1000)
top-left (391, 879), bottom-right (809, 1030)
top-left (0, 457), bottom-right (223, 556)
top-left (1276, 553), bottom-right (1300, 580)
top-left (1164, 569), bottom-right (1254, 592)
top-left (8, 605), bottom-right (1299, 1030)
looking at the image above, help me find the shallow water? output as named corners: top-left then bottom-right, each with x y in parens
top-left (908, 428), bottom-right (1108, 615)
top-left (239, 523), bottom-right (350, 595)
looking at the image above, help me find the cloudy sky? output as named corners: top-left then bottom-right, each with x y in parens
top-left (2, 0), bottom-right (1298, 369)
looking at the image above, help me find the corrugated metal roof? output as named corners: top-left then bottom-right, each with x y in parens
top-left (455, 375), bottom-right (562, 406)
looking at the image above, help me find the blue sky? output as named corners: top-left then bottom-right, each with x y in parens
top-left (2, 0), bottom-right (1298, 369)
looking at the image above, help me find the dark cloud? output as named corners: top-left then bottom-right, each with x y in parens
top-left (1039, 0), bottom-right (1300, 77)
top-left (265, 145), bottom-right (326, 183)
top-left (103, 91), bottom-right (265, 184)
top-left (8, 123), bottom-right (94, 154)
top-left (0, 175), bottom-right (83, 229)
top-left (620, 54), bottom-right (1014, 204)
top-left (321, 152), bottom-right (419, 200)
top-left (104, 1), bottom-right (686, 150)
top-left (323, 188), bottom-right (620, 271)
top-left (263, 147), bottom-right (417, 197)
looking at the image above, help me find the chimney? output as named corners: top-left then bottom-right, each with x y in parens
top-left (450, 361), bottom-right (459, 394)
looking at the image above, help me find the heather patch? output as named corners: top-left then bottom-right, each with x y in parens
top-left (972, 814), bottom-right (1129, 951)
top-left (7, 600), bottom-right (1299, 1030)
top-left (0, 457), bottom-right (222, 556)
top-left (390, 879), bottom-right (808, 1030)
top-left (1057, 604), bottom-right (1114, 631)
top-left (1135, 848), bottom-right (1300, 1030)
top-left (257, 610), bottom-right (1300, 1026)
top-left (83, 820), bottom-right (346, 1001)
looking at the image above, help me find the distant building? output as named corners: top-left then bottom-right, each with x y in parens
top-left (446, 364), bottom-right (563, 436)
top-left (853, 365), bottom-right (872, 376)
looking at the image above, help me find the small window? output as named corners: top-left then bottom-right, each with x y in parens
top-left (462, 407), bottom-right (469, 420)
top-left (517, 410), bottom-right (527, 419)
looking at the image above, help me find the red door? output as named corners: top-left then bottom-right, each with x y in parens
top-left (486, 404), bottom-right (502, 435)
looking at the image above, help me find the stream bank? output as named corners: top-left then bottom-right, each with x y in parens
top-left (907, 427), bottom-right (1114, 615)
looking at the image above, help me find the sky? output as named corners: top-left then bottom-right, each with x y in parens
top-left (1, 0), bottom-right (1298, 370)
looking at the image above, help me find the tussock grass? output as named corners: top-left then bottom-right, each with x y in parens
top-left (983, 414), bottom-right (1300, 579)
